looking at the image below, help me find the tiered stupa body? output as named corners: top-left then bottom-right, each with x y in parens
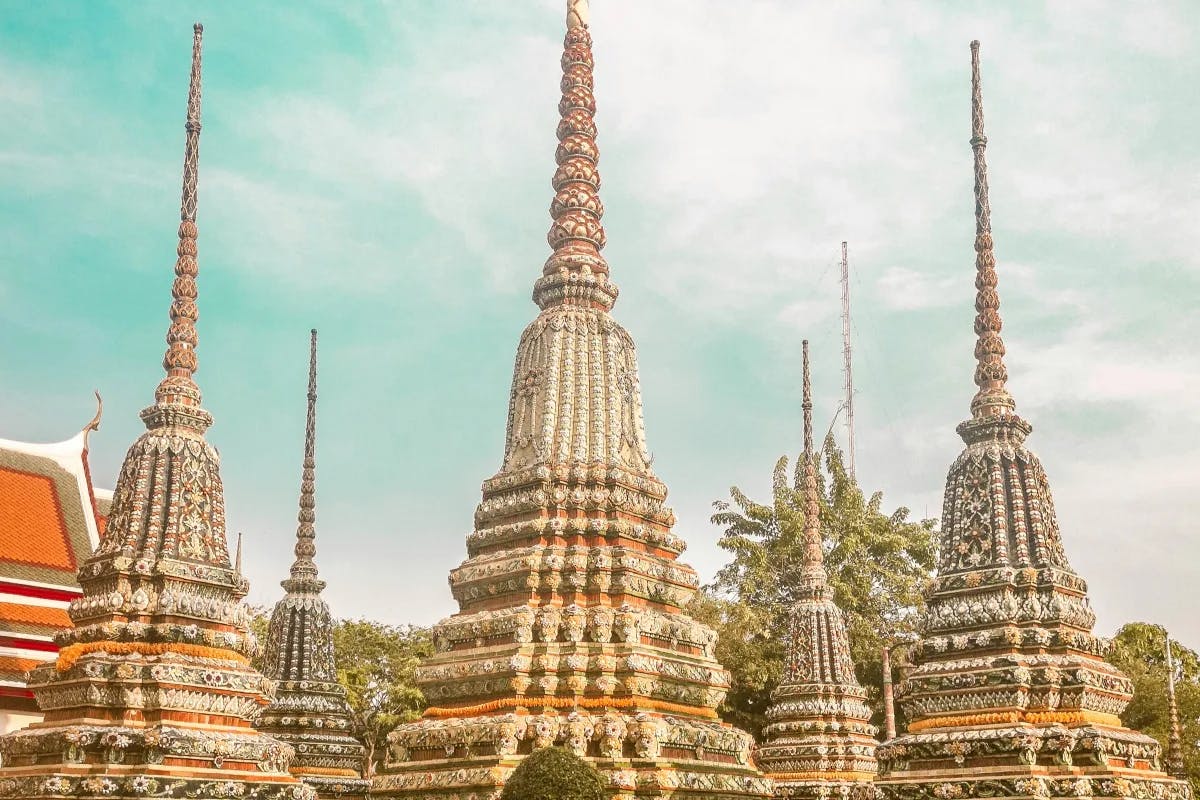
top-left (376, 3), bottom-right (771, 798)
top-left (0, 26), bottom-right (310, 800)
top-left (257, 331), bottom-right (370, 799)
top-left (875, 42), bottom-right (1191, 800)
top-left (756, 343), bottom-right (876, 799)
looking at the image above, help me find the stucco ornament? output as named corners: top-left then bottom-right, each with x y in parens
top-left (255, 332), bottom-right (370, 800)
top-left (372, 3), bottom-right (771, 799)
top-left (0, 25), bottom-right (312, 800)
top-left (875, 42), bottom-right (1191, 800)
top-left (756, 343), bottom-right (877, 800)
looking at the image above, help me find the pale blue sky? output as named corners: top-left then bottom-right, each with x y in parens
top-left (2, 2), bottom-right (1197, 645)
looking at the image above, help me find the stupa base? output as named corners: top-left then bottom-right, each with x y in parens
top-left (876, 723), bottom-right (1192, 800)
top-left (375, 708), bottom-right (773, 799)
top-left (0, 768), bottom-right (311, 800)
top-left (767, 777), bottom-right (875, 800)
top-left (296, 771), bottom-right (372, 800)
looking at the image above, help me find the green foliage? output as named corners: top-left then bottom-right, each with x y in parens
top-left (702, 437), bottom-right (936, 737)
top-left (499, 746), bottom-right (605, 800)
top-left (1109, 623), bottom-right (1200, 793)
top-left (334, 619), bottom-right (433, 776)
top-left (245, 605), bottom-right (431, 777)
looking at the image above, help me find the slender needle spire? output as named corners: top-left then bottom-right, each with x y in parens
top-left (968, 41), bottom-right (1015, 420)
top-left (284, 329), bottom-right (324, 594)
top-left (156, 23), bottom-right (205, 411)
top-left (1165, 632), bottom-right (1187, 780)
top-left (800, 340), bottom-right (827, 595)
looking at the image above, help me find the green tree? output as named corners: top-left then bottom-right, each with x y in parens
top-left (1109, 622), bottom-right (1199, 793)
top-left (499, 746), bottom-right (605, 800)
top-left (334, 620), bottom-right (433, 776)
top-left (701, 437), bottom-right (936, 738)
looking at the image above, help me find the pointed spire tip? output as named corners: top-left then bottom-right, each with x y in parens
top-left (284, 329), bottom-right (324, 594)
top-left (566, 0), bottom-right (589, 28)
top-left (966, 35), bottom-right (1016, 421)
top-left (799, 338), bottom-right (825, 593)
top-left (149, 23), bottom-right (207, 421)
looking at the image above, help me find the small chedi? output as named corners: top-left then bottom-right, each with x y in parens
top-left (374, 1), bottom-right (772, 798)
top-left (875, 42), bottom-right (1191, 800)
top-left (0, 25), bottom-right (310, 800)
top-left (256, 331), bottom-right (370, 799)
top-left (755, 342), bottom-right (876, 799)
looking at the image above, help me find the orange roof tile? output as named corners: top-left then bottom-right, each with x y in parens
top-left (0, 655), bottom-right (44, 676)
top-left (0, 468), bottom-right (75, 572)
top-left (0, 431), bottom-right (101, 590)
top-left (0, 602), bottom-right (72, 629)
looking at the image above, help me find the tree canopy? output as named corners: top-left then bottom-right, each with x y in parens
top-left (1109, 622), bottom-right (1199, 793)
top-left (498, 746), bottom-right (605, 800)
top-left (698, 437), bottom-right (936, 737)
top-left (334, 619), bottom-right (433, 775)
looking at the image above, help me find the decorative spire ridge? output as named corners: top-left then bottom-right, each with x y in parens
top-left (1165, 632), bottom-right (1187, 780)
top-left (968, 40), bottom-right (1015, 420)
top-left (283, 329), bottom-right (324, 594)
top-left (799, 340), bottom-right (827, 596)
top-left (533, 0), bottom-right (619, 311)
top-left (81, 390), bottom-right (103, 449)
top-left (147, 22), bottom-right (210, 430)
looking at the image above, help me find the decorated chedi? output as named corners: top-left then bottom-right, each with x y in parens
top-left (875, 42), bottom-right (1191, 800)
top-left (256, 331), bottom-right (370, 799)
top-left (0, 25), bottom-right (311, 800)
top-left (756, 342), bottom-right (876, 799)
top-left (375, 2), bottom-right (772, 798)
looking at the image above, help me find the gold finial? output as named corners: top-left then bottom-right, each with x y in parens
top-left (284, 329), bottom-right (324, 594)
top-left (566, 0), bottom-right (589, 28)
top-left (800, 340), bottom-right (826, 594)
top-left (154, 23), bottom-right (205, 413)
top-left (968, 40), bottom-right (1015, 420)
top-left (234, 531), bottom-right (243, 574)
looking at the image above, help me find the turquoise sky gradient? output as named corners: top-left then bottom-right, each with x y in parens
top-left (2, 2), bottom-right (1197, 646)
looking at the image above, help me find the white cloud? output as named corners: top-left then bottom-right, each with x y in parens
top-left (876, 267), bottom-right (958, 310)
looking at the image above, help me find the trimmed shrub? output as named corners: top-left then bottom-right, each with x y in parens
top-left (499, 746), bottom-right (606, 800)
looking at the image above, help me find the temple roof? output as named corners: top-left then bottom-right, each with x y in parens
top-left (0, 412), bottom-right (107, 703)
top-left (0, 421), bottom-right (103, 587)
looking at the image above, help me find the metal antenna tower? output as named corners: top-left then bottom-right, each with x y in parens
top-left (839, 241), bottom-right (857, 482)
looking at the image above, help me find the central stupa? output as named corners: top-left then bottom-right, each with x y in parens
top-left (373, 2), bottom-right (771, 798)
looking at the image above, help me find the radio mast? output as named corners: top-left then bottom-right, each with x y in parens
top-left (840, 241), bottom-right (856, 482)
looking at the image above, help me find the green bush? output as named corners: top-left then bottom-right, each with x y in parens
top-left (499, 746), bottom-right (606, 800)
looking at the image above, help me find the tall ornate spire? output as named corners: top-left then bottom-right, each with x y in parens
top-left (259, 331), bottom-right (369, 800)
top-left (877, 41), bottom-right (1190, 800)
top-left (968, 39), bottom-right (1015, 420)
top-left (757, 340), bottom-right (876, 797)
top-left (153, 22), bottom-right (207, 420)
top-left (799, 340), bottom-right (827, 595)
top-left (0, 26), bottom-right (310, 800)
top-left (1166, 633), bottom-right (1187, 780)
top-left (376, 3), bottom-right (770, 797)
top-left (533, 0), bottom-right (618, 311)
top-left (283, 329), bottom-right (324, 594)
